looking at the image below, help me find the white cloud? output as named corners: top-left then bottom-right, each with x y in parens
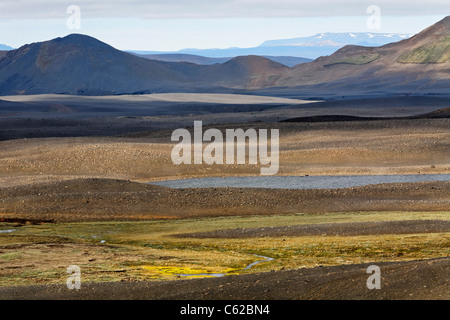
top-left (0, 0), bottom-right (448, 19)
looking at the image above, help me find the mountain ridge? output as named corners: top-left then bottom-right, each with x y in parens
top-left (0, 34), bottom-right (287, 95)
top-left (0, 16), bottom-right (449, 96)
top-left (130, 32), bottom-right (412, 60)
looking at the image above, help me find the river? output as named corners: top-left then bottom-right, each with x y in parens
top-left (150, 174), bottom-right (450, 190)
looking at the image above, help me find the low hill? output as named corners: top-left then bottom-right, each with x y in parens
top-left (133, 53), bottom-right (311, 67)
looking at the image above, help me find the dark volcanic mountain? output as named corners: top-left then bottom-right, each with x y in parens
top-left (203, 55), bottom-right (288, 88)
top-left (0, 34), bottom-right (287, 95)
top-left (273, 16), bottom-right (450, 95)
top-left (0, 34), bottom-right (192, 95)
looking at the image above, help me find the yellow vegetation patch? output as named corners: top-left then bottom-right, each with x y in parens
top-left (137, 265), bottom-right (238, 278)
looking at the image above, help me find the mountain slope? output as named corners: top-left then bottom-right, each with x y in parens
top-left (273, 16), bottom-right (450, 94)
top-left (396, 18), bottom-right (450, 63)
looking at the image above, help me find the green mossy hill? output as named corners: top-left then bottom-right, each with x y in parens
top-left (397, 36), bottom-right (450, 63)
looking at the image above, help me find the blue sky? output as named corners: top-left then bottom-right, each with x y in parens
top-left (0, 1), bottom-right (448, 51)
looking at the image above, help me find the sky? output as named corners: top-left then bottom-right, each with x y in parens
top-left (0, 0), bottom-right (448, 51)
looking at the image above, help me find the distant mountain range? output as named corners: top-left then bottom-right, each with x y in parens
top-left (259, 32), bottom-right (411, 48)
top-left (132, 53), bottom-right (312, 67)
top-left (136, 32), bottom-right (410, 67)
top-left (130, 32), bottom-right (411, 60)
top-left (131, 46), bottom-right (335, 61)
top-left (0, 44), bottom-right (13, 50)
top-left (0, 16), bottom-right (448, 97)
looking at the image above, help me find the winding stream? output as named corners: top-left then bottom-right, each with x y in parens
top-left (177, 254), bottom-right (274, 277)
top-left (0, 229), bottom-right (15, 234)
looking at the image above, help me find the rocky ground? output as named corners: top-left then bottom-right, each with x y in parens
top-left (0, 117), bottom-right (448, 189)
top-left (0, 97), bottom-right (448, 300)
top-left (1, 257), bottom-right (448, 300)
top-left (0, 179), bottom-right (448, 222)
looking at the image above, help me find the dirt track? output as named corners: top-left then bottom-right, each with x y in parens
top-left (1, 257), bottom-right (448, 300)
